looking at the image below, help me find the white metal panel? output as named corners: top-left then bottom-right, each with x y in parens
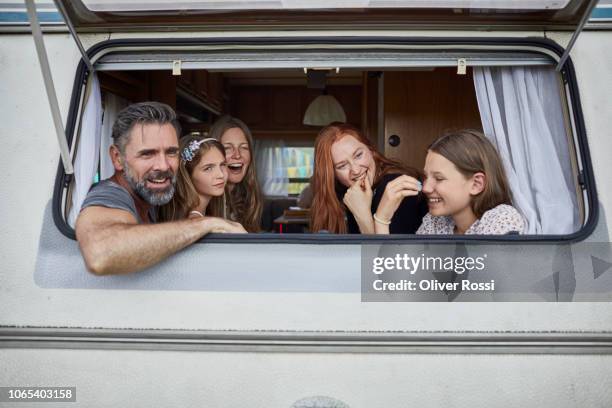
top-left (0, 33), bottom-right (104, 323)
top-left (0, 31), bottom-right (611, 336)
top-left (1, 349), bottom-right (611, 406)
top-left (0, 33), bottom-right (77, 304)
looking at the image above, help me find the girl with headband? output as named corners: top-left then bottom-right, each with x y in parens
top-left (159, 135), bottom-right (247, 234)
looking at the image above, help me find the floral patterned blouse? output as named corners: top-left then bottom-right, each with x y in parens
top-left (416, 204), bottom-right (526, 235)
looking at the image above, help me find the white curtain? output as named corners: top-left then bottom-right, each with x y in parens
top-left (68, 73), bottom-right (102, 227)
top-left (100, 93), bottom-right (129, 179)
top-left (255, 139), bottom-right (289, 196)
top-left (473, 66), bottom-right (579, 234)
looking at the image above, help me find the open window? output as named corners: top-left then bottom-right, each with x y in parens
top-left (40, 0), bottom-right (598, 242)
top-left (51, 37), bottom-right (597, 242)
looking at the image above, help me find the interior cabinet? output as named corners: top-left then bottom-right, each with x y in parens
top-left (383, 68), bottom-right (483, 171)
top-left (98, 71), bottom-right (150, 103)
top-left (99, 69), bottom-right (224, 122)
top-left (207, 72), bottom-right (224, 111)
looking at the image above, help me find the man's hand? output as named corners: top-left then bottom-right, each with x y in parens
top-left (202, 217), bottom-right (247, 234)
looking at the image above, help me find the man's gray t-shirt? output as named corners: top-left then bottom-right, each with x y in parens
top-left (81, 179), bottom-right (156, 223)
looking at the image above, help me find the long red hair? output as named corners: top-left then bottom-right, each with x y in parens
top-left (310, 123), bottom-right (420, 233)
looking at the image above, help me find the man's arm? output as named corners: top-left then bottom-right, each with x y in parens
top-left (75, 206), bottom-right (236, 275)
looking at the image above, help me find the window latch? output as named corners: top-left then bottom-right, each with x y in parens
top-left (172, 60), bottom-right (182, 76)
top-left (577, 170), bottom-right (586, 190)
top-left (63, 173), bottom-right (73, 188)
top-left (457, 58), bottom-right (467, 75)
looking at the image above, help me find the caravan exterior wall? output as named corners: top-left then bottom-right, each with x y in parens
top-left (1, 28), bottom-right (612, 406)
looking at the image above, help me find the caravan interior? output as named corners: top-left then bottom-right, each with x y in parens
top-left (86, 66), bottom-right (486, 232)
top-left (59, 55), bottom-right (590, 238)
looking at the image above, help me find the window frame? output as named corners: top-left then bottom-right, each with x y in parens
top-left (52, 36), bottom-right (599, 244)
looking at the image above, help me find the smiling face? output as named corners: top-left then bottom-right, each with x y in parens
top-left (220, 127), bottom-right (251, 185)
top-left (330, 134), bottom-right (376, 187)
top-left (190, 147), bottom-right (228, 199)
top-left (422, 150), bottom-right (480, 219)
top-left (119, 123), bottom-right (179, 205)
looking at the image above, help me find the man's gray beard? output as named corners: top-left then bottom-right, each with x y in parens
top-left (123, 163), bottom-right (176, 206)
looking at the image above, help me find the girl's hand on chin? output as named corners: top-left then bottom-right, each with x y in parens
top-left (343, 172), bottom-right (373, 220)
top-left (376, 175), bottom-right (422, 222)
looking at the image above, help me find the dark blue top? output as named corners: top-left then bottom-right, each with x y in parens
top-left (342, 173), bottom-right (428, 234)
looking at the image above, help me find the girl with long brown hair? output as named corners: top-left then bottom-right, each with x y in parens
top-left (413, 130), bottom-right (525, 235)
top-left (209, 115), bottom-right (263, 232)
top-left (159, 135), bottom-right (246, 234)
top-left (310, 123), bottom-right (427, 234)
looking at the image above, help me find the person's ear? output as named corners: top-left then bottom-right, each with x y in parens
top-left (470, 172), bottom-right (486, 195)
top-left (110, 145), bottom-right (124, 172)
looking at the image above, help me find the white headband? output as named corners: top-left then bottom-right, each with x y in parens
top-left (181, 137), bottom-right (218, 162)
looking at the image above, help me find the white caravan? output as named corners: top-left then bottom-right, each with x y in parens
top-left (1, 0), bottom-right (612, 406)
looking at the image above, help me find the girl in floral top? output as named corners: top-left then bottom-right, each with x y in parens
top-left (415, 130), bottom-right (525, 235)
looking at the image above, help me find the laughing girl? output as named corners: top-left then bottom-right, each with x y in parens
top-left (415, 130), bottom-right (525, 235)
top-left (311, 123), bottom-right (427, 234)
top-left (209, 116), bottom-right (263, 232)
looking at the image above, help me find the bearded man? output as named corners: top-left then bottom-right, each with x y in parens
top-left (76, 102), bottom-right (244, 275)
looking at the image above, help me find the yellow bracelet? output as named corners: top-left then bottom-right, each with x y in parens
top-left (373, 213), bottom-right (391, 225)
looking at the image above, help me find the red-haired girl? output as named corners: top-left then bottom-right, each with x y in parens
top-left (311, 123), bottom-right (427, 234)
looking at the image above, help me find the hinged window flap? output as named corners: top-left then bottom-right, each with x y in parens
top-left (52, 0), bottom-right (94, 72)
top-left (54, 0), bottom-right (595, 32)
top-left (25, 0), bottom-right (74, 175)
top-left (556, 0), bottom-right (599, 71)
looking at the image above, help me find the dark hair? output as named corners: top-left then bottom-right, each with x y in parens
top-left (112, 101), bottom-right (181, 155)
top-left (428, 129), bottom-right (513, 219)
